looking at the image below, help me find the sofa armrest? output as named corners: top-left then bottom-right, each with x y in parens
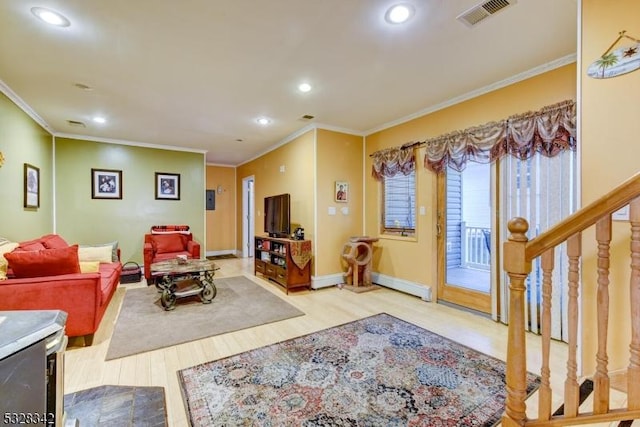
top-left (0, 273), bottom-right (104, 336)
top-left (187, 240), bottom-right (201, 259)
top-left (143, 242), bottom-right (155, 279)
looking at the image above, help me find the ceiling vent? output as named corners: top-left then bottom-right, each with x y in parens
top-left (66, 120), bottom-right (86, 128)
top-left (457, 0), bottom-right (516, 27)
top-left (300, 114), bottom-right (315, 121)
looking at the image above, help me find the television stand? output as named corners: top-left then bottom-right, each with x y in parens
top-left (254, 236), bottom-right (311, 294)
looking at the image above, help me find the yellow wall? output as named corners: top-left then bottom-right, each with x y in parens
top-left (205, 165), bottom-right (236, 253)
top-left (55, 137), bottom-right (205, 263)
top-left (236, 130), bottom-right (315, 268)
top-left (580, 0), bottom-right (640, 373)
top-left (315, 129), bottom-right (364, 276)
top-left (0, 93), bottom-right (53, 240)
top-left (364, 64), bottom-right (577, 288)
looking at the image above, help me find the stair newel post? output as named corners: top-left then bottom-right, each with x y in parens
top-left (628, 197), bottom-right (640, 408)
top-left (502, 218), bottom-right (532, 427)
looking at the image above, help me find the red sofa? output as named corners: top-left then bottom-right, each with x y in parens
top-left (143, 231), bottom-right (200, 281)
top-left (0, 234), bottom-right (122, 345)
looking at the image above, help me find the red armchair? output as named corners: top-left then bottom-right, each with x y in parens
top-left (143, 232), bottom-right (200, 281)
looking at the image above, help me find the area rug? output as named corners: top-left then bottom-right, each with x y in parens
top-left (178, 313), bottom-right (540, 426)
top-left (64, 385), bottom-right (166, 426)
top-left (106, 276), bottom-right (305, 360)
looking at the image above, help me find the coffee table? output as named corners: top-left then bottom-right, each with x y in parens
top-left (150, 259), bottom-right (218, 310)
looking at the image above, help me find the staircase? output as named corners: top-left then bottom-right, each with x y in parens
top-left (502, 173), bottom-right (640, 426)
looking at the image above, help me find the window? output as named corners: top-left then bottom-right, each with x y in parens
top-left (382, 170), bottom-right (416, 235)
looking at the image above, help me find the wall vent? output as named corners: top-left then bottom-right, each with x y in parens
top-left (457, 0), bottom-right (516, 27)
top-left (300, 114), bottom-right (315, 120)
top-left (66, 120), bottom-right (86, 127)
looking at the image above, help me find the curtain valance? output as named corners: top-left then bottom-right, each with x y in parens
top-left (371, 144), bottom-right (416, 180)
top-left (424, 99), bottom-right (576, 173)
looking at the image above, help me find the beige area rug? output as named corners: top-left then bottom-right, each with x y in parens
top-left (105, 276), bottom-right (305, 360)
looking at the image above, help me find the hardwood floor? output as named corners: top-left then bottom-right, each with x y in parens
top-left (64, 257), bottom-right (631, 426)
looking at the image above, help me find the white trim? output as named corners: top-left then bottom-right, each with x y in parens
top-left (0, 79), bottom-right (52, 133)
top-left (54, 132), bottom-right (207, 154)
top-left (364, 54), bottom-right (578, 136)
top-left (205, 250), bottom-right (238, 257)
top-left (372, 273), bottom-right (432, 301)
top-left (311, 273), bottom-right (343, 289)
top-left (237, 123), bottom-right (364, 167)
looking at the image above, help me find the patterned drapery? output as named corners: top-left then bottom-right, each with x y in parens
top-left (371, 144), bottom-right (416, 180)
top-left (423, 99), bottom-right (576, 173)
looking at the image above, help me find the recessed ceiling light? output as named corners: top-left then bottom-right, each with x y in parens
top-left (92, 116), bottom-right (106, 124)
top-left (385, 4), bottom-right (415, 24)
top-left (31, 7), bottom-right (71, 27)
top-left (298, 83), bottom-right (312, 93)
top-left (256, 117), bottom-right (271, 125)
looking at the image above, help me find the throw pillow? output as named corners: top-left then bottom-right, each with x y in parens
top-left (79, 241), bottom-right (119, 262)
top-left (16, 240), bottom-right (46, 251)
top-left (79, 261), bottom-right (100, 273)
top-left (40, 234), bottom-right (69, 249)
top-left (0, 241), bottom-right (19, 280)
top-left (78, 245), bottom-right (113, 263)
top-left (4, 245), bottom-right (81, 278)
top-left (153, 234), bottom-right (185, 253)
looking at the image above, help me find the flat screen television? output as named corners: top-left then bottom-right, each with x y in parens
top-left (264, 193), bottom-right (291, 238)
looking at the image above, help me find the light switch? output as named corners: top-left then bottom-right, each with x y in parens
top-left (419, 206), bottom-right (426, 215)
top-left (341, 207), bottom-right (349, 215)
top-left (328, 207), bottom-right (336, 215)
top-left (279, 165), bottom-right (285, 173)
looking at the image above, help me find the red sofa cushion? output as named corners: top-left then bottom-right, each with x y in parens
top-left (41, 234), bottom-right (69, 249)
top-left (152, 234), bottom-right (185, 253)
top-left (4, 245), bottom-right (81, 278)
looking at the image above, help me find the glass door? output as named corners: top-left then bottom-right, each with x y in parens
top-left (437, 162), bottom-right (493, 314)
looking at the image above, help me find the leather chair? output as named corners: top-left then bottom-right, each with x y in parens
top-left (143, 231), bottom-right (200, 281)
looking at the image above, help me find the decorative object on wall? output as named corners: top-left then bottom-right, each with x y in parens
top-left (335, 181), bottom-right (348, 202)
top-left (155, 172), bottom-right (180, 200)
top-left (91, 168), bottom-right (122, 199)
top-left (0, 151), bottom-right (5, 168)
top-left (587, 30), bottom-right (640, 79)
top-left (23, 163), bottom-right (39, 208)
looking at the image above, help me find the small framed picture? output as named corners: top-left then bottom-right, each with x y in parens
top-left (335, 181), bottom-right (348, 203)
top-left (155, 172), bottom-right (180, 200)
top-left (92, 168), bottom-right (122, 199)
top-left (24, 163), bottom-right (40, 208)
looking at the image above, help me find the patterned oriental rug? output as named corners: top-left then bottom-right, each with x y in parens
top-left (178, 313), bottom-right (540, 426)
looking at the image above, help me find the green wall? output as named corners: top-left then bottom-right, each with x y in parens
top-left (0, 92), bottom-right (53, 240)
top-left (55, 138), bottom-right (205, 263)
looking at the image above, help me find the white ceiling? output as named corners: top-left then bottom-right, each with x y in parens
top-left (0, 0), bottom-right (577, 165)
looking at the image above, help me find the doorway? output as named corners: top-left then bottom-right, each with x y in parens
top-left (437, 162), bottom-right (493, 314)
top-left (242, 176), bottom-right (255, 258)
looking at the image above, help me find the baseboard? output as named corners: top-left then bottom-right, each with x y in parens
top-left (311, 273), bottom-right (344, 290)
top-left (372, 273), bottom-right (432, 301)
top-left (311, 272), bottom-right (431, 301)
top-left (205, 250), bottom-right (237, 257)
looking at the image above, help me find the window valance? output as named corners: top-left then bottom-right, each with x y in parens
top-left (423, 99), bottom-right (576, 173)
top-left (371, 144), bottom-right (416, 180)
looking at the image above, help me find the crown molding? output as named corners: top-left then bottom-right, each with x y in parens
top-left (0, 79), bottom-right (53, 134)
top-left (54, 132), bottom-right (207, 154)
top-left (364, 53), bottom-right (577, 136)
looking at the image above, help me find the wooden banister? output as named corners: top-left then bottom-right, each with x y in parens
top-left (502, 172), bottom-right (640, 426)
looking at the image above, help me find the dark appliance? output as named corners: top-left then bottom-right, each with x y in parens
top-left (264, 193), bottom-right (291, 238)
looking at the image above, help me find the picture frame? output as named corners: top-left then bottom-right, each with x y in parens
top-left (335, 181), bottom-right (348, 203)
top-left (91, 168), bottom-right (122, 199)
top-left (155, 172), bottom-right (180, 200)
top-left (24, 163), bottom-right (40, 208)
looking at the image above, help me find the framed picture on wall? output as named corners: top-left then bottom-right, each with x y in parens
top-left (91, 168), bottom-right (122, 199)
top-left (155, 172), bottom-right (180, 200)
top-left (335, 181), bottom-right (348, 203)
top-left (24, 163), bottom-right (40, 208)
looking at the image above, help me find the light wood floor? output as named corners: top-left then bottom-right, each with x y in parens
top-left (64, 257), bottom-right (631, 426)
